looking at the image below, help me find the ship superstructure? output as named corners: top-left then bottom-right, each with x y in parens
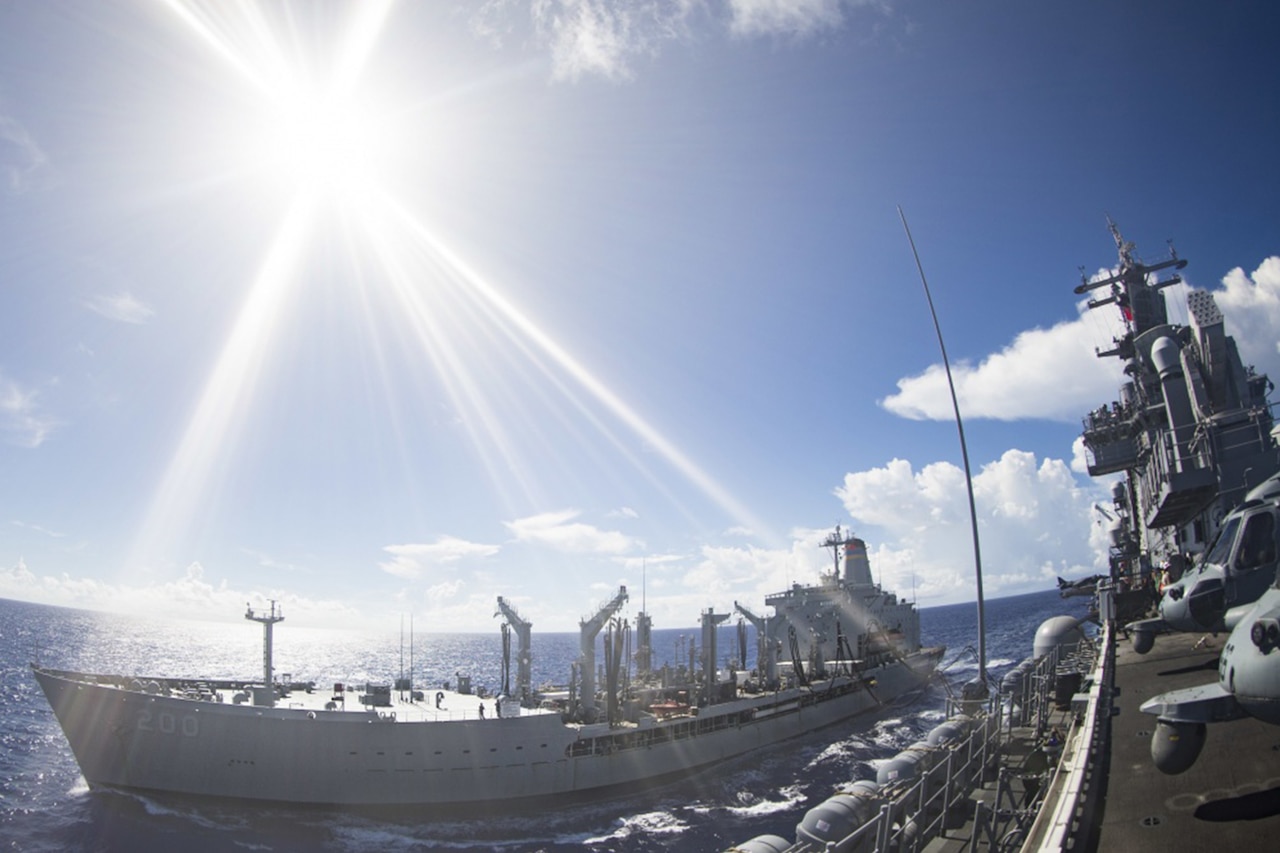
top-left (1078, 220), bottom-right (1280, 576)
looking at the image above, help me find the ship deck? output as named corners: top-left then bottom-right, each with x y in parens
top-left (925, 628), bottom-right (1280, 852)
top-left (271, 685), bottom-right (517, 722)
top-left (1091, 629), bottom-right (1280, 852)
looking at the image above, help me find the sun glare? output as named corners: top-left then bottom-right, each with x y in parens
top-left (255, 84), bottom-right (388, 198)
top-left (133, 1), bottom-right (773, 573)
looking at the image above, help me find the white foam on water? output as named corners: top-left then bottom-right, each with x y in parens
top-left (126, 793), bottom-right (249, 832)
top-left (721, 783), bottom-right (808, 818)
top-left (582, 809), bottom-right (688, 844)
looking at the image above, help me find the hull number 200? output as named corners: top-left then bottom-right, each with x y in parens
top-left (137, 709), bottom-right (199, 737)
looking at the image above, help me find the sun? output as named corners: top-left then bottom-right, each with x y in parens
top-left (252, 82), bottom-right (390, 199)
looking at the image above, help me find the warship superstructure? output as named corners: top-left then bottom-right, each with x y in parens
top-left (33, 532), bottom-right (942, 809)
top-left (1078, 220), bottom-right (1280, 607)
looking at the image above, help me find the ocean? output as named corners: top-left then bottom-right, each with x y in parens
top-left (0, 589), bottom-right (1093, 852)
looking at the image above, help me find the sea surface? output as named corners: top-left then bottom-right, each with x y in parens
top-left (0, 589), bottom-right (1093, 852)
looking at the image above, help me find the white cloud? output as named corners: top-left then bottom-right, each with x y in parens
top-left (1213, 257), bottom-right (1280, 385)
top-left (379, 536), bottom-right (501, 579)
top-left (504, 509), bottom-right (638, 553)
top-left (476, 1), bottom-right (893, 82)
top-left (0, 559), bottom-right (361, 627)
top-left (0, 112), bottom-right (52, 193)
top-left (883, 256), bottom-right (1280, 424)
top-left (834, 451), bottom-right (1108, 602)
top-left (728, 0), bottom-right (847, 37)
top-left (84, 292), bottom-right (156, 324)
top-left (0, 372), bottom-right (60, 447)
top-left (519, 0), bottom-right (695, 82)
top-left (881, 312), bottom-right (1124, 422)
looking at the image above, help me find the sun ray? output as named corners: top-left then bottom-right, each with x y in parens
top-left (129, 194), bottom-right (317, 569)
top-left (132, 1), bottom-right (774, 573)
top-left (374, 194), bottom-right (774, 541)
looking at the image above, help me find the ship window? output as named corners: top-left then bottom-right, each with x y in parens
top-left (1234, 512), bottom-right (1276, 570)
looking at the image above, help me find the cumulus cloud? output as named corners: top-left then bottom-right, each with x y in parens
top-left (504, 509), bottom-right (638, 553)
top-left (600, 444), bottom-right (1111, 623)
top-left (884, 256), bottom-right (1280, 424)
top-left (379, 536), bottom-right (501, 579)
top-left (629, 451), bottom-right (1107, 622)
top-left (84, 292), bottom-right (156, 324)
top-left (881, 312), bottom-right (1125, 422)
top-left (0, 372), bottom-right (60, 447)
top-left (1213, 257), bottom-right (1280, 384)
top-left (834, 451), bottom-right (1108, 601)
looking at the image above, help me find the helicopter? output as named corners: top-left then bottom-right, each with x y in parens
top-left (1128, 472), bottom-right (1280, 655)
top-left (1141, 574), bottom-right (1280, 774)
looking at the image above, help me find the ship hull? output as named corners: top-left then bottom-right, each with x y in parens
top-left (34, 649), bottom-right (941, 810)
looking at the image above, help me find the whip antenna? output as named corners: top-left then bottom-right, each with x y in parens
top-left (898, 207), bottom-right (987, 687)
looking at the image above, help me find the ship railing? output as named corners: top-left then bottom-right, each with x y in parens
top-left (776, 703), bottom-right (1005, 853)
top-left (1020, 622), bottom-right (1114, 851)
top-left (877, 709), bottom-right (1005, 852)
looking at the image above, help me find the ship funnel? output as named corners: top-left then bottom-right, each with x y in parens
top-left (843, 536), bottom-right (874, 586)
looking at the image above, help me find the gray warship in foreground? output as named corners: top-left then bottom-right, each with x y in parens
top-left (722, 223), bottom-right (1280, 851)
top-left (33, 529), bottom-right (942, 809)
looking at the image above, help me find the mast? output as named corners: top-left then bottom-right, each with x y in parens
top-left (245, 600), bottom-right (284, 708)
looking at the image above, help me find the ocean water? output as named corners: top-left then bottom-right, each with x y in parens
top-left (0, 590), bottom-right (1093, 852)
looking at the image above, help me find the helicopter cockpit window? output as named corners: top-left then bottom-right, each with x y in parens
top-left (1205, 515), bottom-right (1240, 567)
top-left (1234, 511), bottom-right (1276, 570)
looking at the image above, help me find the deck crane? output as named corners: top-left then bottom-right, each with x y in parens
top-left (734, 601), bottom-right (780, 688)
top-left (578, 585), bottom-right (628, 723)
top-left (495, 596), bottom-right (533, 707)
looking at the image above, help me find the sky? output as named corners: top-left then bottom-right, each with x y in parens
top-left (2, 0), bottom-right (1279, 635)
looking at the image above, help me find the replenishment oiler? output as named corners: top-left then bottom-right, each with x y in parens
top-left (32, 529), bottom-right (943, 810)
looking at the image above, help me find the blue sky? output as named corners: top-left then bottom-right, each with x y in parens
top-left (2, 0), bottom-right (1278, 632)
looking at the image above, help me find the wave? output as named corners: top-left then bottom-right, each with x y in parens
top-left (582, 809), bottom-right (689, 844)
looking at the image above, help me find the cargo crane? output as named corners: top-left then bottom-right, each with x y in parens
top-left (734, 601), bottom-right (779, 688)
top-left (578, 585), bottom-right (627, 723)
top-left (495, 596), bottom-right (533, 707)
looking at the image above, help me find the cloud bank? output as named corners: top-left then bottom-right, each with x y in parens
top-left (3, 443), bottom-right (1105, 631)
top-left (0, 559), bottom-right (360, 627)
top-left (883, 257), bottom-right (1280, 423)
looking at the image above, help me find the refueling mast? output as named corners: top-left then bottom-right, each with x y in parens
top-left (245, 600), bottom-right (284, 708)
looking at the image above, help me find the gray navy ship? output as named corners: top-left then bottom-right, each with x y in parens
top-left (32, 530), bottom-right (943, 810)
